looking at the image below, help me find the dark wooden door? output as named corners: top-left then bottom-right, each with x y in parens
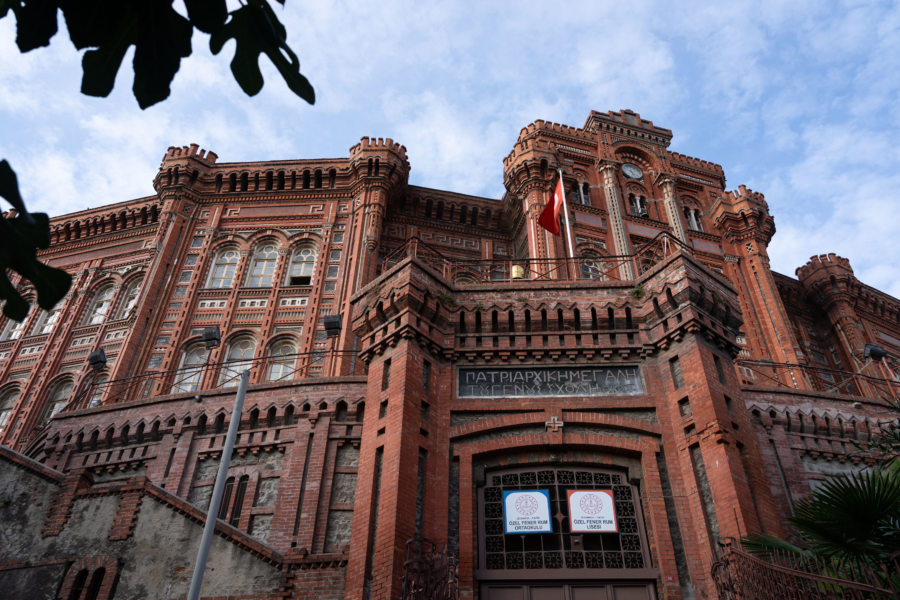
top-left (480, 582), bottom-right (655, 600)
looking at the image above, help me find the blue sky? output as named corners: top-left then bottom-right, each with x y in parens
top-left (1, 1), bottom-right (898, 297)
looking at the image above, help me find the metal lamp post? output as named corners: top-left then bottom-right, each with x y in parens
top-left (187, 369), bottom-right (250, 600)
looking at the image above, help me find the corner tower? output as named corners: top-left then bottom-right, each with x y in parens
top-left (710, 186), bottom-right (806, 388)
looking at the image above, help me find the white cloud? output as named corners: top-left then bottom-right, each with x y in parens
top-left (1, 0), bottom-right (899, 301)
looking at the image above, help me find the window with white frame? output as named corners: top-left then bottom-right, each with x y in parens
top-left (246, 243), bottom-right (279, 287)
top-left (0, 316), bottom-right (28, 341)
top-left (117, 279), bottom-right (143, 319)
top-left (218, 337), bottom-right (256, 386)
top-left (43, 380), bottom-right (73, 422)
top-left (33, 305), bottom-right (62, 335)
top-left (206, 248), bottom-right (241, 288)
top-left (88, 374), bottom-right (109, 408)
top-left (0, 387), bottom-right (20, 434)
top-left (581, 251), bottom-right (610, 280)
top-left (286, 245), bottom-right (317, 286)
top-left (266, 340), bottom-right (297, 381)
top-left (172, 343), bottom-right (207, 393)
top-left (83, 286), bottom-right (115, 325)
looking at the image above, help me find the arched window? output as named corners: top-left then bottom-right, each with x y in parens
top-left (0, 315), bottom-right (28, 340)
top-left (581, 251), bottom-right (609, 280)
top-left (43, 380), bottom-right (73, 422)
top-left (68, 570), bottom-right (89, 600)
top-left (172, 342), bottom-right (207, 393)
top-left (570, 182), bottom-right (589, 206)
top-left (206, 247), bottom-right (240, 288)
top-left (83, 285), bottom-right (115, 325)
top-left (628, 194), bottom-right (647, 217)
top-left (684, 207), bottom-right (703, 232)
top-left (266, 339), bottom-right (297, 381)
top-left (33, 304), bottom-right (63, 335)
top-left (219, 337), bottom-right (256, 386)
top-left (286, 244), bottom-right (317, 286)
top-left (0, 387), bottom-right (20, 434)
top-left (117, 278), bottom-right (142, 319)
top-left (246, 243), bottom-right (279, 287)
top-left (88, 375), bottom-right (109, 408)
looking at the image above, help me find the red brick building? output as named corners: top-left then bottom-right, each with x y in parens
top-left (1, 109), bottom-right (898, 600)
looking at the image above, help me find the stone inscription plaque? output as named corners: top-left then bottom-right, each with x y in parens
top-left (457, 366), bottom-right (643, 398)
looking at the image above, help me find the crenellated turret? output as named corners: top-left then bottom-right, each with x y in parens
top-left (153, 143), bottom-right (218, 193)
top-left (348, 136), bottom-right (410, 187)
top-left (797, 254), bottom-right (868, 359)
top-left (709, 184), bottom-right (806, 388)
top-left (710, 185), bottom-right (776, 249)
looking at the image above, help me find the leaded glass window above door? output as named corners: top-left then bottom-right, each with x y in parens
top-left (477, 465), bottom-right (652, 577)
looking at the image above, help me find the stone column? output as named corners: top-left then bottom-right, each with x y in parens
top-left (598, 162), bottom-right (634, 280)
top-left (659, 175), bottom-right (687, 244)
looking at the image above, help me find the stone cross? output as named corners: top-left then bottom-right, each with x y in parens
top-left (545, 416), bottom-right (564, 432)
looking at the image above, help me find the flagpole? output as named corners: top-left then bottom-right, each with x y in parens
top-left (557, 168), bottom-right (575, 260)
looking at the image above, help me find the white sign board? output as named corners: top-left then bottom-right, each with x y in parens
top-left (503, 490), bottom-right (552, 534)
top-left (567, 490), bottom-right (618, 533)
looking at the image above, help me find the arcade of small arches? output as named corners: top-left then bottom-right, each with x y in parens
top-left (43, 396), bottom-right (364, 455)
top-left (212, 166), bottom-right (340, 194)
top-left (49, 203), bottom-right (161, 245)
top-left (749, 404), bottom-right (888, 446)
top-left (404, 196), bottom-right (496, 229)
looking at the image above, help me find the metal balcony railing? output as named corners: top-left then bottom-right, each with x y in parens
top-left (380, 231), bottom-right (692, 285)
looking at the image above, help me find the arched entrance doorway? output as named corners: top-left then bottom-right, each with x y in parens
top-left (477, 465), bottom-right (658, 599)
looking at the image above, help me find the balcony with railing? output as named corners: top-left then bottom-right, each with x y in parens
top-left (379, 231), bottom-right (691, 286)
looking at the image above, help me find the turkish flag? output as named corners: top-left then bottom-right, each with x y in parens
top-left (538, 177), bottom-right (565, 235)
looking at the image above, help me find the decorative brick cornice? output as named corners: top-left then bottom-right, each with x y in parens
top-left (0, 444), bottom-right (65, 483)
top-left (42, 468), bottom-right (94, 536)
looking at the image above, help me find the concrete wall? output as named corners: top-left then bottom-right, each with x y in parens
top-left (0, 448), bottom-right (284, 600)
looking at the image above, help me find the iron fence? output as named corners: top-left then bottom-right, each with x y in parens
top-left (380, 231), bottom-right (691, 285)
top-left (711, 538), bottom-right (900, 600)
top-left (401, 538), bottom-right (459, 600)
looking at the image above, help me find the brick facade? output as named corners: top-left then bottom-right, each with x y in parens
top-left (0, 109), bottom-right (898, 599)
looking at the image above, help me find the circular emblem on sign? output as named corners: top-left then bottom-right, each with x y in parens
top-left (579, 493), bottom-right (604, 515)
top-left (515, 494), bottom-right (539, 516)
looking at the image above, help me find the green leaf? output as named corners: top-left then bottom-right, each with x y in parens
top-left (12, 0), bottom-right (59, 51)
top-left (131, 3), bottom-right (192, 109)
top-left (60, 0), bottom-right (113, 50)
top-left (184, 0), bottom-right (226, 34)
top-left (0, 273), bottom-right (29, 322)
top-left (741, 532), bottom-right (810, 559)
top-left (210, 1), bottom-right (314, 104)
top-left (0, 160), bottom-right (29, 217)
top-left (81, 29), bottom-right (133, 98)
top-left (0, 161), bottom-right (72, 321)
top-left (64, 1), bottom-right (192, 108)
